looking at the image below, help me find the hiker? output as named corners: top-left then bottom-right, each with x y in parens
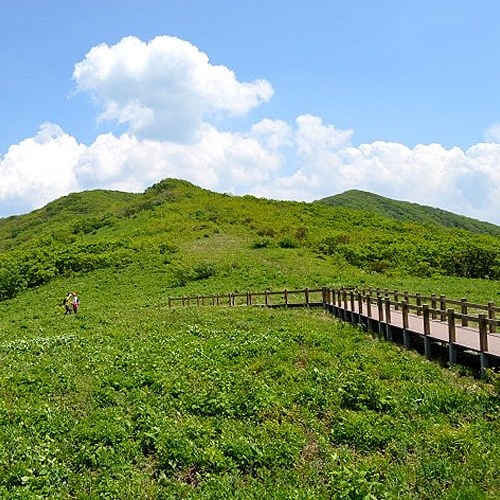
top-left (72, 292), bottom-right (80, 314)
top-left (63, 292), bottom-right (73, 315)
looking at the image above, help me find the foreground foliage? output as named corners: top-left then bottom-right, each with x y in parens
top-left (0, 297), bottom-right (499, 498)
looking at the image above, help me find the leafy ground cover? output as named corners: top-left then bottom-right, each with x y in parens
top-left (0, 286), bottom-right (499, 498)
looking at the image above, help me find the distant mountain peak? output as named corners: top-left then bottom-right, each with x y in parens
top-left (316, 190), bottom-right (500, 236)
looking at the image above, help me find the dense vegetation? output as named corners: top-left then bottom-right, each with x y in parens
top-left (1, 179), bottom-right (500, 303)
top-left (0, 178), bottom-right (499, 498)
top-left (317, 189), bottom-right (500, 237)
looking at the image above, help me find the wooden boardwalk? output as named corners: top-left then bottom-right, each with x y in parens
top-left (330, 297), bottom-right (500, 366)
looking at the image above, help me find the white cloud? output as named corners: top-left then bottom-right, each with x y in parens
top-left (0, 123), bottom-right (83, 214)
top-left (295, 114), bottom-right (353, 158)
top-left (73, 35), bottom-right (274, 143)
top-left (2, 117), bottom-right (500, 224)
top-left (2, 35), bottom-right (500, 226)
top-left (484, 123), bottom-right (500, 143)
top-left (75, 124), bottom-right (282, 193)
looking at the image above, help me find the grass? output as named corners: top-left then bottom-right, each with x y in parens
top-left (0, 277), bottom-right (499, 498)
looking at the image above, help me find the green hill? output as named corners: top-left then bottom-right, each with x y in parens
top-left (317, 189), bottom-right (500, 236)
top-left (0, 178), bottom-right (499, 498)
top-left (2, 178), bottom-right (500, 303)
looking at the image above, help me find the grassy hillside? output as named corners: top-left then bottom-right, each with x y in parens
top-left (317, 189), bottom-right (500, 236)
top-left (0, 179), bottom-right (499, 498)
top-left (1, 178), bottom-right (500, 303)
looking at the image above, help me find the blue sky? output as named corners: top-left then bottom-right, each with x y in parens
top-left (2, 0), bottom-right (500, 223)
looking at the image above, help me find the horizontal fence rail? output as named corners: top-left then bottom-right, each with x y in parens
top-left (169, 286), bottom-right (500, 376)
top-left (169, 287), bottom-right (327, 309)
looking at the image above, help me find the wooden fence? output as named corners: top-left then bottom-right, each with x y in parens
top-left (169, 286), bottom-right (500, 375)
top-left (169, 287), bottom-right (326, 309)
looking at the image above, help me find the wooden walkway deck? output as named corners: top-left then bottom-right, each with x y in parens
top-left (330, 299), bottom-right (500, 355)
top-left (325, 292), bottom-right (500, 375)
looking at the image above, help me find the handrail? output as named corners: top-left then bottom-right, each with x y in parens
top-left (169, 285), bottom-right (499, 327)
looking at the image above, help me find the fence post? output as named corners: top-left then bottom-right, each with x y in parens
top-left (402, 300), bottom-right (410, 348)
top-left (197, 295), bottom-right (200, 306)
top-left (447, 308), bottom-right (457, 365)
top-left (349, 290), bottom-right (355, 323)
top-left (479, 314), bottom-right (489, 378)
top-left (385, 294), bottom-right (392, 340)
top-left (394, 290), bottom-right (399, 311)
top-left (402, 300), bottom-right (409, 328)
top-left (488, 302), bottom-right (496, 333)
top-left (305, 288), bottom-right (310, 308)
top-left (423, 305), bottom-right (431, 359)
top-left (479, 314), bottom-right (488, 352)
top-left (265, 290), bottom-right (269, 307)
top-left (416, 293), bottom-right (422, 316)
top-left (366, 293), bottom-right (372, 331)
top-left (284, 289), bottom-right (288, 307)
top-left (440, 295), bottom-right (446, 321)
top-left (332, 288), bottom-right (339, 317)
top-left (461, 298), bottom-right (468, 327)
top-left (357, 291), bottom-right (363, 317)
top-left (431, 294), bottom-right (437, 320)
top-left (377, 296), bottom-right (384, 336)
top-left (168, 298), bottom-right (172, 309)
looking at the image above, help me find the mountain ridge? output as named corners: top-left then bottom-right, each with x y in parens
top-left (2, 181), bottom-right (498, 236)
top-left (316, 189), bottom-right (500, 236)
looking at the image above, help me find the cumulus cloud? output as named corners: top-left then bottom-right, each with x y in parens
top-left (73, 35), bottom-right (274, 143)
top-left (0, 123), bottom-right (83, 214)
top-left (74, 125), bottom-right (281, 194)
top-left (1, 34), bottom-right (500, 225)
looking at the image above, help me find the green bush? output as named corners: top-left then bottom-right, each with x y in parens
top-left (278, 237), bottom-right (299, 249)
top-left (0, 259), bottom-right (22, 299)
top-left (251, 238), bottom-right (273, 249)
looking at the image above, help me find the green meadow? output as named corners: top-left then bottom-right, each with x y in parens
top-left (0, 179), bottom-right (499, 498)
